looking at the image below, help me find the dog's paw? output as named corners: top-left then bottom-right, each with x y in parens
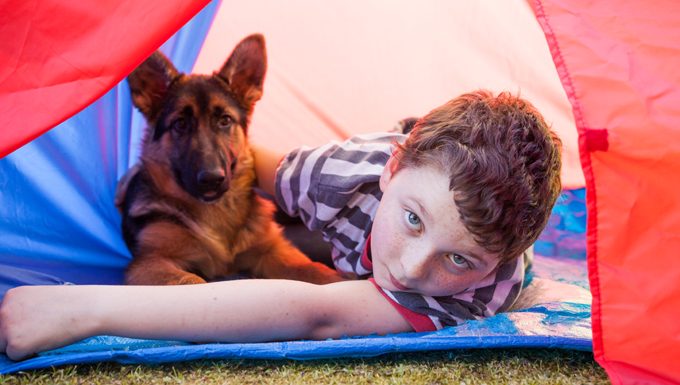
top-left (175, 275), bottom-right (207, 285)
top-left (300, 263), bottom-right (346, 285)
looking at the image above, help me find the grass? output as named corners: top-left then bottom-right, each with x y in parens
top-left (0, 348), bottom-right (609, 385)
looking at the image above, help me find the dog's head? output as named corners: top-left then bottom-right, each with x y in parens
top-left (127, 34), bottom-right (266, 202)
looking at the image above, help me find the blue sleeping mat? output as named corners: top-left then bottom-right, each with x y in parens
top-left (0, 3), bottom-right (592, 373)
top-left (0, 189), bottom-right (590, 374)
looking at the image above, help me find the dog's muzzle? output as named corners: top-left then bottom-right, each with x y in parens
top-left (197, 169), bottom-right (228, 202)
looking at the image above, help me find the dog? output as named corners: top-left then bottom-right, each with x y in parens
top-left (115, 34), bottom-right (342, 285)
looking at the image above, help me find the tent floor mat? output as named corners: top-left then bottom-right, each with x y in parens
top-left (0, 189), bottom-right (590, 373)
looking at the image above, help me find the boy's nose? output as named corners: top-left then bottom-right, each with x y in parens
top-left (401, 252), bottom-right (430, 282)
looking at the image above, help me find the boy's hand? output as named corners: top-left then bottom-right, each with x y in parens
top-left (0, 286), bottom-right (96, 361)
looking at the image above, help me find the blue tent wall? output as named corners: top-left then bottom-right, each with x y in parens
top-left (0, 1), bottom-right (220, 297)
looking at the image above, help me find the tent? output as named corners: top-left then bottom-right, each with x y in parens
top-left (1, 0), bottom-right (679, 383)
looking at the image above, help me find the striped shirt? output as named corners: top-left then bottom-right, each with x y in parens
top-left (274, 132), bottom-right (525, 331)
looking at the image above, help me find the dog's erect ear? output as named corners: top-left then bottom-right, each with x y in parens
top-left (127, 51), bottom-right (180, 120)
top-left (216, 34), bottom-right (267, 110)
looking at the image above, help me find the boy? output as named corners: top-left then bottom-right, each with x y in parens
top-left (0, 90), bottom-right (562, 361)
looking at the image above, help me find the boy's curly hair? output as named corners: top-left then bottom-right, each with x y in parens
top-left (394, 90), bottom-right (562, 263)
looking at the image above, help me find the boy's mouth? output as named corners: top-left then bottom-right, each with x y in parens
top-left (389, 272), bottom-right (410, 291)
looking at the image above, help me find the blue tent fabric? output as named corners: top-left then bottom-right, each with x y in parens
top-left (0, 0), bottom-right (592, 372)
top-left (0, 1), bottom-right (220, 292)
top-left (0, 189), bottom-right (591, 373)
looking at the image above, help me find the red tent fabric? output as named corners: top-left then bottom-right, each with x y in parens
top-left (534, 1), bottom-right (680, 384)
top-left (0, 0), bottom-right (209, 158)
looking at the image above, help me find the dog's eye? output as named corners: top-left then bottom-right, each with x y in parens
top-left (172, 118), bottom-right (188, 133)
top-left (218, 114), bottom-right (233, 130)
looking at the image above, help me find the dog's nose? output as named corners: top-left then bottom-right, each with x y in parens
top-left (197, 169), bottom-right (226, 191)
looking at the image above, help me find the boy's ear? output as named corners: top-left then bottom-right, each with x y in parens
top-left (127, 51), bottom-right (179, 121)
top-left (216, 34), bottom-right (267, 110)
top-left (379, 155), bottom-right (400, 192)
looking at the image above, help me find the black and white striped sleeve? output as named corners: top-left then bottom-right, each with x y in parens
top-left (274, 142), bottom-right (341, 231)
top-left (274, 133), bottom-right (402, 234)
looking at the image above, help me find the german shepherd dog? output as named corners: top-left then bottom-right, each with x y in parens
top-left (115, 34), bottom-right (342, 285)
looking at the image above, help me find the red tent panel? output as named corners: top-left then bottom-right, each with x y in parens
top-left (534, 1), bottom-right (680, 384)
top-left (0, 0), bottom-right (210, 158)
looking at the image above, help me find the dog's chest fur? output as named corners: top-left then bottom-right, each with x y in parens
top-left (121, 153), bottom-right (277, 279)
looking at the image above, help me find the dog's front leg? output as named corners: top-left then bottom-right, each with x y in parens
top-left (126, 256), bottom-right (206, 285)
top-left (245, 233), bottom-right (344, 285)
top-left (125, 221), bottom-right (209, 285)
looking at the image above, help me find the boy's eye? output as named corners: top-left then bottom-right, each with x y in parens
top-left (447, 253), bottom-right (472, 270)
top-left (404, 210), bottom-right (422, 230)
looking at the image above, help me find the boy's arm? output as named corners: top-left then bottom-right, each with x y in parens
top-left (251, 143), bottom-right (287, 197)
top-left (0, 279), bottom-right (412, 361)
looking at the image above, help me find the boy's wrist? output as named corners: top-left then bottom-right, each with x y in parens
top-left (78, 286), bottom-right (107, 337)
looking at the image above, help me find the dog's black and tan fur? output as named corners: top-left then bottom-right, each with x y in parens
top-left (116, 34), bottom-right (341, 285)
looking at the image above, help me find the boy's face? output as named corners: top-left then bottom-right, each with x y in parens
top-left (371, 159), bottom-right (500, 297)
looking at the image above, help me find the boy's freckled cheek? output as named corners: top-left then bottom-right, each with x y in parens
top-left (383, 224), bottom-right (401, 253)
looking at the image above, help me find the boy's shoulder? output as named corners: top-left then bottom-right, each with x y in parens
top-left (313, 132), bottom-right (405, 190)
top-left (281, 132), bottom-right (406, 187)
top-left (328, 132), bottom-right (406, 154)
